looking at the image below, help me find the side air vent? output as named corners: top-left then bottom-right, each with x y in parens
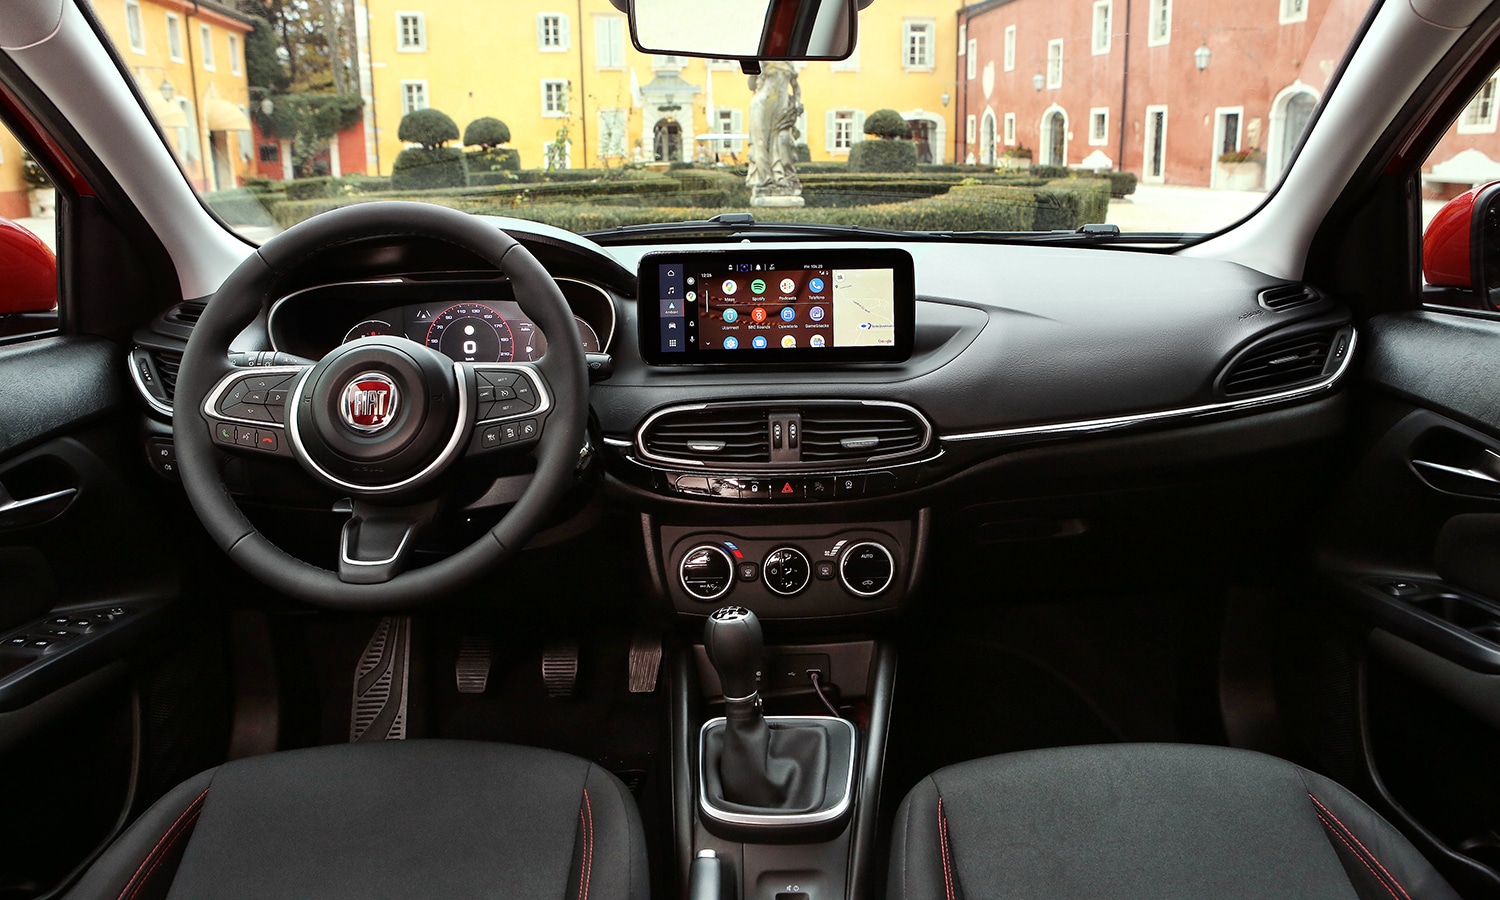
top-left (164, 300), bottom-right (207, 327)
top-left (641, 407), bottom-right (771, 464)
top-left (153, 349), bottom-right (182, 402)
top-left (1259, 283), bottom-right (1320, 312)
top-left (800, 406), bottom-right (927, 462)
top-left (1221, 327), bottom-right (1347, 397)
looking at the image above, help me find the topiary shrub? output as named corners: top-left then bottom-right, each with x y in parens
top-left (463, 117), bottom-right (511, 150)
top-left (391, 146), bottom-right (467, 189)
top-left (1029, 164), bottom-right (1070, 179)
top-left (1101, 170), bottom-right (1138, 198)
top-left (847, 139), bottom-right (918, 173)
top-left (466, 148), bottom-right (521, 174)
top-left (398, 109), bottom-right (459, 150)
top-left (863, 109), bottom-right (910, 140)
top-left (796, 143), bottom-right (811, 162)
top-left (285, 176), bottom-right (340, 201)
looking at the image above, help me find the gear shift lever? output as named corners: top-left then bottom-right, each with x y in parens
top-left (704, 605), bottom-right (764, 701)
top-left (703, 606), bottom-right (802, 808)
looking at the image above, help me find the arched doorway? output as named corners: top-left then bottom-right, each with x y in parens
top-left (1043, 109), bottom-right (1067, 166)
top-left (653, 118), bottom-right (682, 162)
top-left (980, 110), bottom-right (997, 166)
top-left (1267, 84), bottom-right (1319, 183)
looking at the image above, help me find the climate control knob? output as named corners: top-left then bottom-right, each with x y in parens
top-left (839, 541), bottom-right (895, 597)
top-left (763, 546), bottom-right (811, 596)
top-left (680, 544), bottom-right (735, 602)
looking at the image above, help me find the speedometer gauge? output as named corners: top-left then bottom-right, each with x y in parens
top-left (516, 316), bottom-right (603, 361)
top-left (424, 303), bottom-right (514, 362)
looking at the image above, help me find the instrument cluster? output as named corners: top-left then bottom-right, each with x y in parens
top-left (342, 300), bottom-right (602, 363)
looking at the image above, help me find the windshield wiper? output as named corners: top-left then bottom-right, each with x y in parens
top-left (927, 225), bottom-right (1203, 245)
top-left (583, 214), bottom-right (934, 243)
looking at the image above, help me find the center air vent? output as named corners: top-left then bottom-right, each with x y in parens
top-left (1220, 326), bottom-right (1349, 397)
top-left (638, 402), bottom-right (931, 468)
top-left (1259, 284), bottom-right (1321, 312)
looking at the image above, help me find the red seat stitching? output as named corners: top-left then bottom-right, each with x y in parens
top-left (127, 807), bottom-right (203, 900)
top-left (1309, 794), bottom-right (1414, 900)
top-left (115, 789), bottom-right (208, 900)
top-left (937, 796), bottom-right (955, 900)
top-left (1315, 809), bottom-right (1401, 900)
top-left (580, 787), bottom-right (594, 900)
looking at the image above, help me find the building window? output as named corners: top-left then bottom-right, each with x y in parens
top-left (595, 16), bottom-right (625, 69)
top-left (709, 58), bottom-right (739, 70)
top-left (1280, 0), bottom-right (1308, 24)
top-left (200, 24), bottom-right (215, 70)
top-left (542, 79), bottom-right (569, 117)
top-left (827, 109), bottom-right (863, 153)
top-left (229, 33), bottom-right (241, 75)
top-left (1004, 25), bottom-right (1016, 72)
top-left (716, 109), bottom-right (744, 153)
top-left (175, 97), bottom-right (199, 161)
top-left (1144, 105), bottom-right (1168, 181)
top-left (1459, 75), bottom-right (1500, 133)
top-left (598, 109), bottom-right (628, 159)
top-left (958, 23), bottom-right (966, 53)
top-left (966, 114), bottom-right (976, 143)
top-left (258, 143), bottom-right (279, 163)
top-left (1148, 0), bottom-right (1171, 45)
top-left (1089, 107), bottom-right (1109, 145)
top-left (1092, 1), bottom-right (1112, 54)
top-left (1004, 112), bottom-right (1016, 146)
top-left (543, 140), bottom-right (572, 170)
top-left (652, 55), bottom-right (686, 72)
top-left (1215, 107), bottom-right (1243, 154)
top-left (400, 80), bottom-right (428, 114)
top-left (831, 43), bottom-right (859, 71)
top-left (164, 13), bottom-right (183, 61)
top-left (537, 13), bottom-right (570, 52)
top-left (398, 13), bottom-right (426, 51)
top-left (124, 0), bottom-right (145, 54)
top-left (966, 40), bottom-right (977, 79)
top-left (903, 20), bottom-right (934, 70)
top-left (1047, 39), bottom-right (1063, 89)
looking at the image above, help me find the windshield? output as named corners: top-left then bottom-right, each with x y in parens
top-left (87, 0), bottom-right (1380, 243)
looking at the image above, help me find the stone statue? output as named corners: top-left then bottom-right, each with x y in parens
top-left (746, 62), bottom-right (805, 207)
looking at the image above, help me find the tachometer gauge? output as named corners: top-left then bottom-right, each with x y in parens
top-left (516, 316), bottom-right (603, 361)
top-left (343, 319), bottom-right (403, 343)
top-left (424, 303), bottom-right (514, 362)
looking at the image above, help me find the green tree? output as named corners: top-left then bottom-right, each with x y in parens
top-left (245, 17), bottom-right (289, 93)
top-left (399, 109), bottom-right (460, 150)
top-left (862, 109), bottom-right (910, 140)
top-left (463, 117), bottom-right (511, 150)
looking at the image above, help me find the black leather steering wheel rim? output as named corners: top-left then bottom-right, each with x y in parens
top-left (173, 201), bottom-right (589, 611)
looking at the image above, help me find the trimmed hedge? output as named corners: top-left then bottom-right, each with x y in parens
top-left (392, 147), bottom-right (467, 190)
top-left (467, 148), bottom-right (521, 174)
top-left (1032, 179), bottom-right (1110, 230)
top-left (203, 187), bottom-right (280, 225)
top-left (847, 140), bottom-right (918, 173)
top-left (1029, 164), bottom-right (1070, 179)
top-left (1101, 170), bottom-right (1138, 198)
top-left (469, 171), bottom-right (520, 186)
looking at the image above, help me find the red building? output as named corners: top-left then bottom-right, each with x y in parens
top-left (249, 121), bottom-right (368, 182)
top-left (957, 0), bottom-right (1368, 188)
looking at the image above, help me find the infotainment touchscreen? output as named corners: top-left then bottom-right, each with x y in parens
top-left (637, 249), bottom-right (915, 365)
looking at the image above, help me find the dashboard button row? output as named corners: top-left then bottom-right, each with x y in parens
top-left (669, 471), bottom-right (904, 501)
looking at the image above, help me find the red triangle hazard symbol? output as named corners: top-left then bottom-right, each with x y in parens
top-left (780, 482), bottom-right (794, 494)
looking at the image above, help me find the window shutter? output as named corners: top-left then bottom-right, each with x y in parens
top-left (560, 14), bottom-right (571, 51)
top-left (825, 111), bottom-right (837, 151)
top-left (730, 109), bottom-right (743, 152)
top-left (596, 19), bottom-right (611, 67)
top-left (852, 111), bottom-right (866, 143)
top-left (536, 14), bottom-right (546, 49)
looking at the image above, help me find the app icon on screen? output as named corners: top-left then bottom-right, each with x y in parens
top-left (809, 277), bottom-right (825, 292)
top-left (751, 307), bottom-right (768, 323)
top-left (779, 278), bottom-right (796, 293)
top-left (809, 306), bottom-right (825, 322)
top-left (810, 334), bottom-right (826, 347)
top-left (752, 335), bottom-right (768, 349)
top-left (722, 279), bottom-right (738, 294)
top-left (686, 291), bottom-right (697, 302)
top-left (781, 335), bottom-right (797, 348)
top-left (780, 307), bottom-right (796, 322)
top-left (750, 278), bottom-right (767, 294)
top-left (722, 308), bottom-right (738, 323)
top-left (723, 336), bottom-right (740, 349)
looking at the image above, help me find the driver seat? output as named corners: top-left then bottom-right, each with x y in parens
top-left (66, 740), bottom-right (649, 899)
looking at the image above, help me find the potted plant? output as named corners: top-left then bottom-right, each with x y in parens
top-left (22, 151), bottom-right (54, 218)
top-left (998, 144), bottom-right (1034, 171)
top-left (1216, 148), bottom-right (1264, 190)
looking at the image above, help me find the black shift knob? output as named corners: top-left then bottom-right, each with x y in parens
top-left (704, 606), bottom-right (763, 699)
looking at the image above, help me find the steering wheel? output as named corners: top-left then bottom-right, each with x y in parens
top-left (173, 202), bottom-right (589, 611)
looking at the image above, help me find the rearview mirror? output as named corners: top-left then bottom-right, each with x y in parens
top-left (629, 0), bottom-right (856, 62)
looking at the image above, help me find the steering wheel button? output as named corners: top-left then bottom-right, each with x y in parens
top-left (244, 390), bottom-right (267, 404)
top-left (491, 399), bottom-right (525, 418)
top-left (215, 422), bottom-right (235, 443)
top-left (227, 381), bottom-right (249, 404)
top-left (247, 376), bottom-right (277, 392)
top-left (519, 419), bottom-right (539, 439)
top-left (500, 423), bottom-right (522, 443)
top-left (267, 389), bottom-right (289, 405)
top-left (513, 379), bottom-right (536, 404)
top-left (477, 385), bottom-right (496, 403)
top-left (257, 431), bottom-right (279, 452)
top-left (494, 386), bottom-right (516, 401)
top-left (224, 402), bottom-right (272, 422)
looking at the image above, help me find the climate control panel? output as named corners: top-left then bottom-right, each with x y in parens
top-left (661, 521), bottom-right (914, 619)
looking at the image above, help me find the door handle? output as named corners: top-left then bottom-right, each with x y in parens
top-left (1412, 458), bottom-right (1500, 499)
top-left (0, 486), bottom-right (77, 530)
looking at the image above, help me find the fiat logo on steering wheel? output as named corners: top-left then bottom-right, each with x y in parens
top-left (340, 372), bottom-right (400, 433)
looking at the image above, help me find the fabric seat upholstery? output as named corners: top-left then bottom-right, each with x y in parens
top-left (889, 743), bottom-right (1459, 900)
top-left (68, 740), bottom-right (649, 900)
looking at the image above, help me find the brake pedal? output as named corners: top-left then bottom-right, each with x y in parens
top-left (455, 636), bottom-right (493, 694)
top-left (542, 640), bottom-right (580, 698)
top-left (350, 616), bottom-right (411, 742)
top-left (628, 634), bottom-right (663, 694)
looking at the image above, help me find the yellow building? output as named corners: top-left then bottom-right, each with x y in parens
top-left (91, 0), bottom-right (254, 191)
top-left (355, 0), bottom-right (962, 172)
top-left (0, 126), bottom-right (31, 221)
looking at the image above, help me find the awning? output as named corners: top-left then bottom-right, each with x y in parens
top-left (133, 71), bottom-right (187, 128)
top-left (205, 97), bottom-right (251, 132)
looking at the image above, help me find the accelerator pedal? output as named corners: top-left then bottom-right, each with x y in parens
top-left (628, 634), bottom-right (663, 694)
top-left (350, 616), bottom-right (411, 742)
top-left (542, 639), bottom-right (580, 698)
top-left (455, 636), bottom-right (493, 694)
